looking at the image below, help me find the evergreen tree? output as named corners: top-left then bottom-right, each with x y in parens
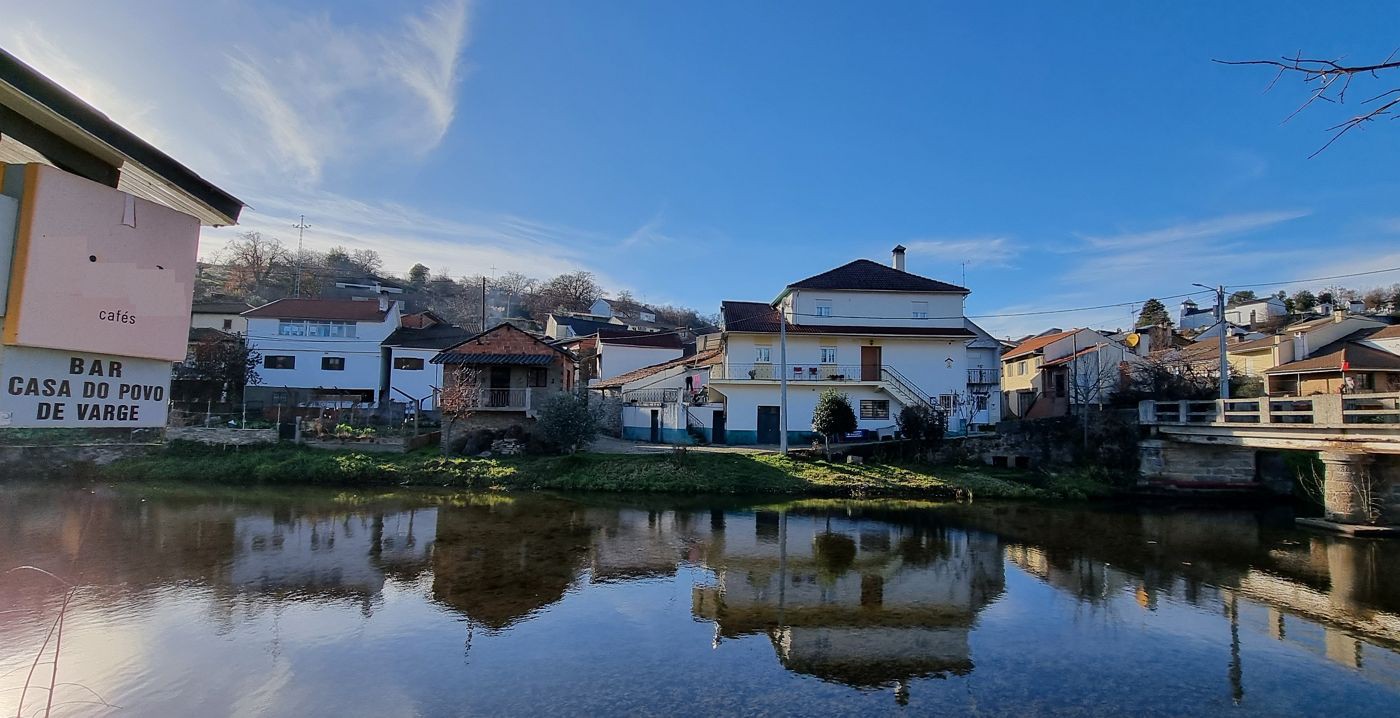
top-left (1136, 298), bottom-right (1171, 328)
top-left (1291, 290), bottom-right (1317, 312)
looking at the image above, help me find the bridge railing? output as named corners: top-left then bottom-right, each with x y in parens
top-left (1140, 392), bottom-right (1400, 428)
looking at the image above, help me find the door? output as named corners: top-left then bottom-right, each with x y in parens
top-left (712, 411), bottom-right (726, 445)
top-left (861, 345), bottom-right (882, 382)
top-left (650, 410), bottom-right (661, 443)
top-left (488, 366), bottom-right (512, 407)
top-left (756, 406), bottom-right (781, 445)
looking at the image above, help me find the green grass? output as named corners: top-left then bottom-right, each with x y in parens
top-left (96, 442), bottom-right (1115, 501)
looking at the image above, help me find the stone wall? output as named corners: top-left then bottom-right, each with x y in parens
top-left (166, 427), bottom-right (279, 446)
top-left (937, 408), bottom-right (1140, 477)
top-left (1139, 439), bottom-right (1259, 488)
top-left (0, 443), bottom-right (160, 479)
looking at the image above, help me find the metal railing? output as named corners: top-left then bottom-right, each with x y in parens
top-left (623, 388), bottom-right (679, 406)
top-left (711, 363), bottom-right (870, 381)
top-left (1140, 392), bottom-right (1400, 428)
top-left (967, 368), bottom-right (1000, 385)
top-left (479, 388), bottom-right (529, 410)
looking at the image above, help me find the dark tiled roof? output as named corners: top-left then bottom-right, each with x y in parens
top-left (786, 259), bottom-right (968, 293)
top-left (382, 324), bottom-right (475, 350)
top-left (244, 298), bottom-right (391, 321)
top-left (599, 332), bottom-right (684, 349)
top-left (1369, 324), bottom-right (1400, 340)
top-left (590, 349), bottom-right (723, 389)
top-left (188, 327), bottom-right (238, 343)
top-left (550, 314), bottom-right (619, 335)
top-left (435, 353), bottom-right (557, 366)
top-left (720, 301), bottom-right (975, 337)
top-left (191, 300), bottom-right (253, 314)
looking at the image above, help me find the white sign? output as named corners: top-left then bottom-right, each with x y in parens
top-left (0, 346), bottom-right (170, 428)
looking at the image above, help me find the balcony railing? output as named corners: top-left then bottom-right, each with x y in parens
top-left (967, 368), bottom-right (1000, 385)
top-left (711, 363), bottom-right (869, 382)
top-left (623, 388), bottom-right (679, 406)
top-left (1140, 392), bottom-right (1400, 427)
top-left (477, 388), bottom-right (530, 410)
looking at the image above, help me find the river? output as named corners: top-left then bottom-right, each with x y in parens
top-left (2, 483), bottom-right (1398, 716)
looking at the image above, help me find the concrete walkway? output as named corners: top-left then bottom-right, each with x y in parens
top-left (587, 436), bottom-right (777, 455)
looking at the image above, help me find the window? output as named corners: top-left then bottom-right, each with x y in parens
top-left (322, 357), bottom-right (345, 371)
top-left (755, 346), bottom-right (772, 363)
top-left (271, 391), bottom-right (288, 405)
top-left (394, 357), bottom-right (425, 371)
top-left (820, 346), bottom-right (838, 364)
top-left (278, 320), bottom-right (356, 338)
top-left (265, 355), bottom-right (295, 369)
top-left (973, 393), bottom-right (989, 411)
top-left (814, 299), bottom-right (832, 317)
top-left (859, 399), bottom-right (890, 420)
top-left (1017, 361), bottom-right (1027, 376)
top-left (911, 301), bottom-right (929, 319)
top-left (527, 368), bottom-right (548, 387)
top-left (938, 394), bottom-right (955, 411)
top-left (222, 318), bottom-right (233, 330)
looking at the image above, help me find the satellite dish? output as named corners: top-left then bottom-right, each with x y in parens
top-left (1125, 333), bottom-right (1141, 348)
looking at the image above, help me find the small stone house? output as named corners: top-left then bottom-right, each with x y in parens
top-left (431, 324), bottom-right (577, 435)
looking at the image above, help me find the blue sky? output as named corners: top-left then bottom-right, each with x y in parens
top-left (5, 1), bottom-right (1400, 337)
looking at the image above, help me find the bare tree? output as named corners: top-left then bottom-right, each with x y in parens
top-left (536, 271), bottom-right (602, 313)
top-left (219, 231), bottom-right (291, 299)
top-left (350, 248), bottom-right (384, 275)
top-left (1217, 51), bottom-right (1400, 156)
top-left (440, 367), bottom-right (482, 455)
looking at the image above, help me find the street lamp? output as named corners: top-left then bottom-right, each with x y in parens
top-left (1193, 283), bottom-right (1230, 401)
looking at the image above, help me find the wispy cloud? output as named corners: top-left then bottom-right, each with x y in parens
top-left (904, 237), bottom-right (1018, 268)
top-left (1076, 210), bottom-right (1310, 250)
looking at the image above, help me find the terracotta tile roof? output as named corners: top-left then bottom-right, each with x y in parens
top-left (720, 301), bottom-right (974, 337)
top-left (243, 298), bottom-right (392, 321)
top-left (432, 323), bottom-right (575, 364)
top-left (1264, 341), bottom-right (1400, 374)
top-left (1002, 330), bottom-right (1077, 360)
top-left (191, 299), bottom-right (254, 315)
top-left (786, 259), bottom-right (968, 293)
top-left (590, 349), bottom-right (723, 389)
top-left (1371, 324), bottom-right (1400, 340)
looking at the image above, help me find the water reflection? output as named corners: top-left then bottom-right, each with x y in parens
top-left (2, 486), bottom-right (1400, 715)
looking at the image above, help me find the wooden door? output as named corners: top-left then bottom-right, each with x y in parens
top-left (650, 410), bottom-right (661, 443)
top-left (712, 411), bottom-right (726, 445)
top-left (861, 346), bottom-right (882, 382)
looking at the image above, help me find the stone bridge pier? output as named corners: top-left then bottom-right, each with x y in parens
top-left (1139, 440), bottom-right (1400, 525)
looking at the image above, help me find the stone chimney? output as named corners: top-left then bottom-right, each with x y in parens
top-left (892, 245), bottom-right (906, 272)
top-left (1332, 307), bottom-right (1345, 323)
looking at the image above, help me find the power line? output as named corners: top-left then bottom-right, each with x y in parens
top-left (1223, 265), bottom-right (1400, 290)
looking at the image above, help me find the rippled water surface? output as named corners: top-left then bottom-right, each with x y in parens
top-left (2, 483), bottom-right (1399, 716)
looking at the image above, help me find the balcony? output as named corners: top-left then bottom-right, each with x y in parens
top-left (622, 388), bottom-right (680, 406)
top-left (967, 368), bottom-right (1000, 385)
top-left (710, 363), bottom-right (870, 382)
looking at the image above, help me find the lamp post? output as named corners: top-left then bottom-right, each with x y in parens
top-left (1193, 283), bottom-right (1230, 401)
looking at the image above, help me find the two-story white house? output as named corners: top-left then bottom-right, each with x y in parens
top-left (380, 311), bottom-right (475, 411)
top-left (707, 247), bottom-right (1000, 444)
top-left (243, 297), bottom-right (402, 410)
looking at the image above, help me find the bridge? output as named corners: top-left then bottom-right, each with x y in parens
top-left (1138, 392), bottom-right (1400, 527)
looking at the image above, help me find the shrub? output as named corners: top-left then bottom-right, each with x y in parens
top-left (897, 404), bottom-right (947, 450)
top-left (591, 395), bottom-right (624, 437)
top-left (536, 390), bottom-right (598, 454)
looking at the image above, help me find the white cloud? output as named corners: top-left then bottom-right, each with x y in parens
top-left (904, 237), bottom-right (1018, 268)
top-left (1076, 210), bottom-right (1310, 250)
top-left (0, 1), bottom-right (632, 285)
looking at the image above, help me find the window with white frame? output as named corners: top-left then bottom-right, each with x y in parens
top-left (859, 399), bottom-right (890, 419)
top-left (279, 320), bottom-right (356, 338)
top-left (814, 299), bottom-right (832, 317)
top-left (911, 301), bottom-right (929, 319)
top-left (755, 345), bottom-right (772, 363)
top-left (820, 346), bottom-right (837, 364)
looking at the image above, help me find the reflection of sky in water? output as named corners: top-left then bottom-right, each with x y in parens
top-left (0, 486), bottom-right (1398, 717)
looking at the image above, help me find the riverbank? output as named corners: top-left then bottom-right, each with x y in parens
top-left (95, 443), bottom-right (1116, 500)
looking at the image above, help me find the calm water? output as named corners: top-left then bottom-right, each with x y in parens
top-left (2, 485), bottom-right (1399, 717)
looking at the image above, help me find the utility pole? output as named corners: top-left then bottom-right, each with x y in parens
top-left (481, 276), bottom-right (488, 332)
top-left (1194, 283), bottom-right (1230, 401)
top-left (292, 215), bottom-right (310, 297)
top-left (779, 301), bottom-right (789, 454)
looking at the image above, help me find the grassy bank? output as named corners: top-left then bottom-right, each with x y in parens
top-left (95, 442), bottom-right (1115, 501)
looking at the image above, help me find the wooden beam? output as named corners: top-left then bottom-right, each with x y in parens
top-left (0, 105), bottom-right (119, 186)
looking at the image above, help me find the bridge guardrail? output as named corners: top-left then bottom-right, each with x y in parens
top-left (1140, 392), bottom-right (1400, 428)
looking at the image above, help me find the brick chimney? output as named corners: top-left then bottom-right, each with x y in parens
top-left (892, 245), bottom-right (906, 272)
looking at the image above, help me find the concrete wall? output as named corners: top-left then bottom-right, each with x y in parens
top-left (190, 312), bottom-right (247, 334)
top-left (385, 347), bottom-right (445, 409)
top-left (782, 289), bottom-right (965, 330)
top-left (600, 343), bottom-right (683, 381)
top-left (1139, 439), bottom-right (1259, 487)
top-left (247, 307), bottom-right (400, 397)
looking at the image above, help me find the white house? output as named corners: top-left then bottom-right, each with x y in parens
top-left (1178, 299), bottom-right (1216, 331)
top-left (1001, 327), bottom-right (1138, 419)
top-left (190, 297), bottom-right (253, 334)
top-left (380, 312), bottom-right (475, 411)
top-left (558, 331), bottom-right (686, 385)
top-left (705, 247), bottom-right (1000, 445)
top-left (591, 343), bottom-right (723, 443)
top-left (1223, 296), bottom-right (1287, 327)
top-left (243, 296), bottom-right (401, 410)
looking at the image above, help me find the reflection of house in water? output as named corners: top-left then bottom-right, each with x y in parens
top-left (430, 499), bottom-right (593, 630)
top-left (230, 508), bottom-right (435, 603)
top-left (583, 508), bottom-right (718, 582)
top-left (692, 510), bottom-right (1004, 692)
